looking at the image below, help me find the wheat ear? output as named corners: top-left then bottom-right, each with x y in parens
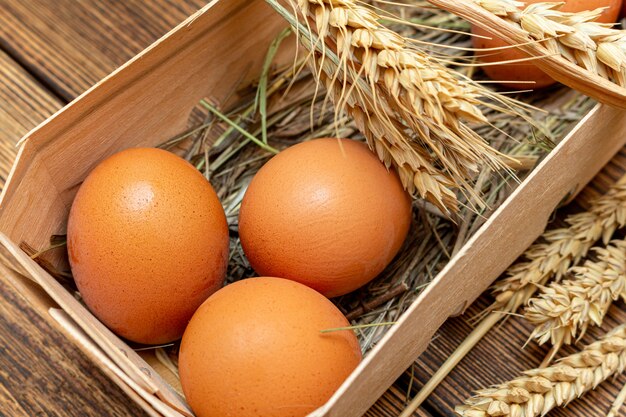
top-left (473, 0), bottom-right (626, 86)
top-left (268, 0), bottom-right (529, 213)
top-left (456, 323), bottom-right (626, 417)
top-left (486, 177), bottom-right (626, 316)
top-left (425, 0), bottom-right (626, 108)
top-left (525, 241), bottom-right (626, 365)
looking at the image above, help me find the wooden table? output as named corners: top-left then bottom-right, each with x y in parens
top-left (1, 1), bottom-right (625, 416)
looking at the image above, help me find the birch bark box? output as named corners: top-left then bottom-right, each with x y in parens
top-left (0, 1), bottom-right (625, 416)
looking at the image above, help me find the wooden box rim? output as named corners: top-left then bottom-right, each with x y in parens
top-left (1, 1), bottom-right (626, 416)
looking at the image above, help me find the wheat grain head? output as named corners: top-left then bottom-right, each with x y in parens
top-left (425, 0), bottom-right (626, 107)
top-left (484, 178), bottom-right (626, 316)
top-left (525, 240), bottom-right (626, 352)
top-left (269, 0), bottom-right (532, 213)
top-left (456, 323), bottom-right (626, 417)
top-left (474, 0), bottom-right (626, 86)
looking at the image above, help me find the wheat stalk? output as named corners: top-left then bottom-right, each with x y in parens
top-left (525, 241), bottom-right (626, 360)
top-left (472, 0), bottom-right (626, 86)
top-left (267, 0), bottom-right (531, 213)
top-left (608, 381), bottom-right (626, 417)
top-left (425, 0), bottom-right (626, 108)
top-left (485, 177), bottom-right (626, 316)
top-left (456, 323), bottom-right (626, 417)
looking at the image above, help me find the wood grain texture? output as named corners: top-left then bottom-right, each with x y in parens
top-left (0, 0), bottom-right (287, 268)
top-left (0, 50), bottom-right (61, 186)
top-left (0, 0), bottom-right (207, 101)
top-left (6, 0), bottom-right (625, 415)
top-left (366, 385), bottom-right (434, 417)
top-left (0, 0), bottom-right (287, 416)
top-left (0, 1), bottom-right (207, 415)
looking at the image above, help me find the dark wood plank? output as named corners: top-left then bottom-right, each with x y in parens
top-left (366, 385), bottom-right (435, 417)
top-left (0, 49), bottom-right (61, 185)
top-left (0, 0), bottom-right (207, 101)
top-left (388, 149), bottom-right (626, 417)
top-left (0, 50), bottom-right (148, 416)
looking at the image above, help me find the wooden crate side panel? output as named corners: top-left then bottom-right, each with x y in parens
top-left (0, 147), bottom-right (69, 254)
top-left (0, 0), bottom-right (287, 263)
top-left (314, 104), bottom-right (626, 417)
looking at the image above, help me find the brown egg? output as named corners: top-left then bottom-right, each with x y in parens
top-left (472, 0), bottom-right (622, 89)
top-left (238, 138), bottom-right (412, 298)
top-left (67, 148), bottom-right (229, 344)
top-left (179, 277), bottom-right (362, 417)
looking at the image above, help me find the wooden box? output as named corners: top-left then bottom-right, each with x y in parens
top-left (1, 1), bottom-right (625, 416)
